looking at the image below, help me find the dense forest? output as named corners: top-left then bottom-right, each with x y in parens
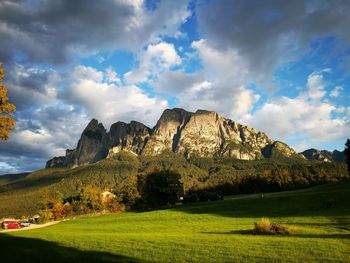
top-left (0, 151), bottom-right (348, 219)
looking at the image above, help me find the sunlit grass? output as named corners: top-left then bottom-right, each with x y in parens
top-left (1, 181), bottom-right (350, 262)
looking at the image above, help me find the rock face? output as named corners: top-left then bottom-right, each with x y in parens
top-left (46, 108), bottom-right (302, 168)
top-left (73, 119), bottom-right (108, 166)
top-left (142, 108), bottom-right (193, 155)
top-left (46, 156), bottom-right (66, 168)
top-left (302, 149), bottom-right (345, 163)
top-left (176, 110), bottom-right (275, 159)
top-left (107, 121), bottom-right (150, 156)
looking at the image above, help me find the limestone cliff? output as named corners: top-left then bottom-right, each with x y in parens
top-left (46, 108), bottom-right (303, 168)
top-left (175, 110), bottom-right (274, 159)
top-left (142, 108), bottom-right (193, 155)
top-left (107, 121), bottom-right (150, 157)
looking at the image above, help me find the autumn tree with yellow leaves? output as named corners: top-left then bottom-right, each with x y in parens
top-left (0, 62), bottom-right (16, 140)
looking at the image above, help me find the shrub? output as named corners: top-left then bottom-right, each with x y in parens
top-left (104, 198), bottom-right (125, 213)
top-left (37, 209), bottom-right (53, 224)
top-left (51, 203), bottom-right (65, 220)
top-left (253, 217), bottom-right (290, 235)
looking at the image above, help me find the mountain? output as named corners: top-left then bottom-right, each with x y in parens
top-left (301, 148), bottom-right (345, 163)
top-left (46, 108), bottom-right (303, 168)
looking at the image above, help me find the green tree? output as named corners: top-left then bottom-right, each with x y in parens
top-left (345, 139), bottom-right (350, 176)
top-left (143, 170), bottom-right (184, 206)
top-left (79, 185), bottom-right (103, 213)
top-left (0, 62), bottom-right (16, 140)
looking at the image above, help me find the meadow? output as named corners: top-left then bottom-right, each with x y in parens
top-left (1, 181), bottom-right (349, 262)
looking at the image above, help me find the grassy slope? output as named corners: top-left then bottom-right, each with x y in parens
top-left (1, 181), bottom-right (349, 263)
top-left (0, 172), bottom-right (30, 186)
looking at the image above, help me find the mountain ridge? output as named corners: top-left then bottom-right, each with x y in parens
top-left (301, 148), bottom-right (345, 163)
top-left (46, 108), bottom-right (305, 168)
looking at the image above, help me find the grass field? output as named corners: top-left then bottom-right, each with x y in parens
top-left (1, 181), bottom-right (349, 262)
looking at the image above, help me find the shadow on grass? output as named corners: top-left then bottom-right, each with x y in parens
top-left (172, 182), bottom-right (350, 219)
top-left (202, 230), bottom-right (252, 235)
top-left (202, 230), bottom-right (350, 239)
top-left (0, 234), bottom-right (145, 263)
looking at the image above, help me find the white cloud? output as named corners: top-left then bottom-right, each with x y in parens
top-left (124, 41), bottom-right (181, 83)
top-left (191, 39), bottom-right (248, 82)
top-left (231, 88), bottom-right (260, 119)
top-left (242, 71), bottom-right (350, 150)
top-left (306, 72), bottom-right (326, 100)
top-left (330, 86), bottom-right (343, 97)
top-left (105, 67), bottom-right (121, 84)
top-left (70, 65), bottom-right (168, 127)
top-left (161, 39), bottom-right (260, 119)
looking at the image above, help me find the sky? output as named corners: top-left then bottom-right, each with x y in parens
top-left (0, 0), bottom-right (350, 174)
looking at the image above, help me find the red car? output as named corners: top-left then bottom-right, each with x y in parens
top-left (1, 220), bottom-right (22, 229)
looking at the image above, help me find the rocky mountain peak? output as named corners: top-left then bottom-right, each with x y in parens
top-left (84, 118), bottom-right (105, 132)
top-left (302, 148), bottom-right (345, 163)
top-left (154, 108), bottom-right (193, 129)
top-left (142, 108), bottom-right (193, 155)
top-left (46, 108), bottom-right (305, 168)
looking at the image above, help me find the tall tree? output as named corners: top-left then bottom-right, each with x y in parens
top-left (0, 62), bottom-right (16, 140)
top-left (345, 139), bottom-right (350, 176)
top-left (143, 170), bottom-right (184, 206)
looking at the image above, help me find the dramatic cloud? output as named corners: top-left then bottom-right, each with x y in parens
top-left (0, 104), bottom-right (89, 173)
top-left (0, 0), bottom-right (190, 64)
top-left (5, 63), bottom-right (60, 110)
top-left (0, 64), bottom-right (168, 173)
top-left (196, 0), bottom-right (350, 86)
top-left (1, 0), bottom-right (350, 174)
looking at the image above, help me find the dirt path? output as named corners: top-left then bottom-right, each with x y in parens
top-left (0, 221), bottom-right (60, 233)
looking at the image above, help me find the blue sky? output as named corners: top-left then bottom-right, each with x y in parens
top-left (0, 0), bottom-right (349, 174)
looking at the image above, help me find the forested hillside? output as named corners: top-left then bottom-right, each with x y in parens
top-left (0, 151), bottom-right (347, 218)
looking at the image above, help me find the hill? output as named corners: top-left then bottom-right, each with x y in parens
top-left (1, 181), bottom-right (349, 262)
top-left (0, 173), bottom-right (30, 186)
top-left (0, 151), bottom-right (347, 218)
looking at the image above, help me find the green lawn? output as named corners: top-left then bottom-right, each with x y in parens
top-left (1, 181), bottom-right (350, 262)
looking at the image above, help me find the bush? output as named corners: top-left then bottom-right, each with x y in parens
top-left (104, 198), bottom-right (125, 213)
top-left (253, 217), bottom-right (290, 235)
top-left (37, 209), bottom-right (53, 224)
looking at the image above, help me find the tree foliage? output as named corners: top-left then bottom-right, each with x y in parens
top-left (0, 151), bottom-right (348, 218)
top-left (0, 62), bottom-right (16, 140)
top-left (345, 139), bottom-right (350, 176)
top-left (141, 170), bottom-right (184, 207)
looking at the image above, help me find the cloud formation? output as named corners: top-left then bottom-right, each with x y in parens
top-left (68, 65), bottom-right (168, 127)
top-left (0, 0), bottom-right (190, 64)
top-left (125, 42), bottom-right (182, 84)
top-left (1, 0), bottom-right (349, 174)
top-left (196, 0), bottom-right (350, 86)
top-left (242, 70), bottom-right (350, 150)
